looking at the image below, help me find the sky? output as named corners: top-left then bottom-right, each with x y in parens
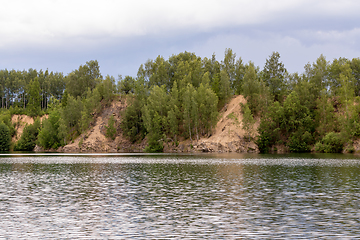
top-left (0, 0), bottom-right (359, 78)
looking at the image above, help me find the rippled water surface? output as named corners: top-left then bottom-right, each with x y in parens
top-left (0, 153), bottom-right (360, 239)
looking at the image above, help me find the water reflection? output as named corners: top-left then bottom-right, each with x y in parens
top-left (0, 154), bottom-right (359, 238)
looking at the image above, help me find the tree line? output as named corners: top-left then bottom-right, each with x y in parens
top-left (0, 49), bottom-right (360, 153)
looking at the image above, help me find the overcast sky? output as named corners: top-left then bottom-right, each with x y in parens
top-left (0, 0), bottom-right (359, 78)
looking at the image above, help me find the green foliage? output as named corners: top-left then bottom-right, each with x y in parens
top-left (315, 132), bottom-right (344, 153)
top-left (144, 133), bottom-right (164, 153)
top-left (118, 75), bottom-right (135, 94)
top-left (66, 60), bottom-right (102, 98)
top-left (105, 115), bottom-right (117, 140)
top-left (256, 101), bottom-right (283, 153)
top-left (262, 52), bottom-right (287, 102)
top-left (37, 109), bottom-right (64, 149)
top-left (2, 51), bottom-right (360, 154)
top-left (0, 111), bottom-right (16, 137)
top-left (241, 104), bottom-right (255, 140)
top-left (121, 97), bottom-right (146, 143)
top-left (0, 122), bottom-right (11, 152)
top-left (97, 75), bottom-right (116, 105)
top-left (256, 92), bottom-right (314, 153)
top-left (27, 78), bottom-right (41, 117)
top-left (14, 119), bottom-right (40, 151)
top-left (287, 131), bottom-right (312, 153)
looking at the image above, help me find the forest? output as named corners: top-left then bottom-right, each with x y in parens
top-left (0, 49), bottom-right (360, 153)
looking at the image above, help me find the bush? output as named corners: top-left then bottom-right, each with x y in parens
top-left (287, 131), bottom-right (312, 153)
top-left (0, 122), bottom-right (11, 151)
top-left (14, 120), bottom-right (40, 151)
top-left (315, 132), bottom-right (344, 153)
top-left (145, 133), bottom-right (164, 153)
top-left (105, 115), bottom-right (117, 140)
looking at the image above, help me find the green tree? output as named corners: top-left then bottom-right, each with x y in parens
top-left (37, 110), bottom-right (61, 149)
top-left (14, 119), bottom-right (40, 151)
top-left (27, 78), bottom-right (41, 117)
top-left (66, 60), bottom-right (102, 98)
top-left (118, 75), bottom-right (135, 94)
top-left (0, 122), bottom-right (11, 151)
top-left (217, 70), bottom-right (231, 108)
top-left (262, 51), bottom-right (287, 102)
top-left (242, 104), bottom-right (255, 141)
top-left (167, 81), bottom-right (181, 143)
top-left (315, 132), bottom-right (344, 153)
top-left (142, 85), bottom-right (169, 151)
top-left (183, 83), bottom-right (197, 141)
top-left (308, 55), bottom-right (329, 98)
top-left (315, 90), bottom-right (337, 138)
top-left (105, 115), bottom-right (117, 140)
top-left (242, 62), bottom-right (261, 114)
top-left (222, 48), bottom-right (236, 89)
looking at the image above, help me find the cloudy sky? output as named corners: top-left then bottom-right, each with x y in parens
top-left (0, 0), bottom-right (359, 78)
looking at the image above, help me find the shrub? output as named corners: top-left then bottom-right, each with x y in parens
top-left (14, 120), bottom-right (40, 151)
top-left (0, 122), bottom-right (11, 151)
top-left (287, 131), bottom-right (312, 153)
top-left (145, 133), bottom-right (164, 153)
top-left (315, 132), bottom-right (344, 153)
top-left (105, 115), bottom-right (117, 140)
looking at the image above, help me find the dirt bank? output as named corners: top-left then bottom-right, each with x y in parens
top-left (165, 95), bottom-right (259, 153)
top-left (12, 114), bottom-right (48, 142)
top-left (31, 95), bottom-right (259, 153)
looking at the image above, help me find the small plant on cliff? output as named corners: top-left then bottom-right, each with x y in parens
top-left (241, 104), bottom-right (255, 141)
top-left (105, 115), bottom-right (117, 140)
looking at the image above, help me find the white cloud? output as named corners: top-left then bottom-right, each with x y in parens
top-left (1, 0), bottom-right (358, 49)
top-left (1, 0), bottom-right (360, 77)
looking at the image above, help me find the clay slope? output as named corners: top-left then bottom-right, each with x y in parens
top-left (61, 97), bottom-right (146, 153)
top-left (193, 95), bottom-right (259, 153)
top-left (61, 95), bottom-right (259, 153)
top-left (12, 114), bottom-right (48, 142)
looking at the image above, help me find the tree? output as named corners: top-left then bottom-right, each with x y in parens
top-left (262, 52), bottom-right (287, 102)
top-left (27, 78), bottom-right (41, 117)
top-left (105, 115), bottom-right (117, 140)
top-left (14, 119), bottom-right (40, 151)
top-left (196, 75), bottom-right (219, 136)
top-left (233, 57), bottom-right (246, 94)
top-left (315, 90), bottom-right (337, 138)
top-left (350, 58), bottom-right (360, 96)
top-left (221, 48), bottom-right (236, 89)
top-left (142, 85), bottom-right (169, 151)
top-left (118, 75), bottom-right (135, 94)
top-left (338, 63), bottom-right (355, 115)
top-left (242, 62), bottom-right (260, 114)
top-left (217, 70), bottom-right (231, 108)
top-left (167, 81), bottom-right (181, 142)
top-left (183, 83), bottom-right (197, 141)
top-left (308, 55), bottom-right (329, 98)
top-left (242, 104), bottom-right (255, 141)
top-left (37, 110), bottom-right (61, 149)
top-left (66, 60), bottom-right (102, 98)
top-left (0, 122), bottom-right (11, 151)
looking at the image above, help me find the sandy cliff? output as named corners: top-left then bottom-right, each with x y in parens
top-left (60, 95), bottom-right (259, 153)
top-left (13, 95), bottom-right (259, 153)
top-left (165, 95), bottom-right (259, 153)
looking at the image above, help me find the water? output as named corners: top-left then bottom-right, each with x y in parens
top-left (0, 153), bottom-right (360, 239)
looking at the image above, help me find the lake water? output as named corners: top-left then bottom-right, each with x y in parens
top-left (0, 153), bottom-right (359, 239)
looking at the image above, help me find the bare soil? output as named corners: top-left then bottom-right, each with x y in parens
top-left (165, 95), bottom-right (260, 153)
top-left (25, 95), bottom-right (260, 153)
top-left (12, 115), bottom-right (48, 142)
top-left (60, 96), bottom-right (147, 153)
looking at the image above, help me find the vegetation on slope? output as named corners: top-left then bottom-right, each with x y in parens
top-left (0, 49), bottom-right (359, 153)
